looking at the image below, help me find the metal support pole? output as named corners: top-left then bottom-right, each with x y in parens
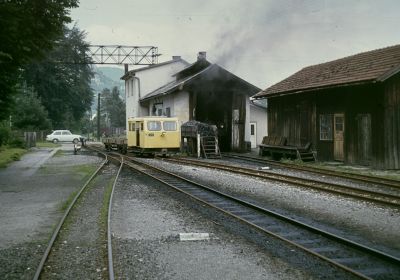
top-left (97, 93), bottom-right (100, 141)
top-left (197, 133), bottom-right (201, 158)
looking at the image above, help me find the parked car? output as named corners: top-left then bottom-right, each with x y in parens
top-left (46, 130), bottom-right (84, 144)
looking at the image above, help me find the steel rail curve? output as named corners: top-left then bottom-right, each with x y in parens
top-left (223, 153), bottom-right (400, 189)
top-left (33, 149), bottom-right (121, 280)
top-left (106, 154), bottom-right (124, 280)
top-left (112, 155), bottom-right (400, 280)
top-left (33, 152), bottom-right (108, 280)
top-left (164, 157), bottom-right (400, 208)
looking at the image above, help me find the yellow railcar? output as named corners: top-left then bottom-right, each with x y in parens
top-left (127, 116), bottom-right (181, 156)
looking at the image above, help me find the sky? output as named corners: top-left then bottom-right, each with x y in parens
top-left (71, 0), bottom-right (400, 89)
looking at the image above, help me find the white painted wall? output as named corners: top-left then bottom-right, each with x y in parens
top-left (147, 90), bottom-right (190, 126)
top-left (248, 103), bottom-right (268, 146)
top-left (124, 59), bottom-right (188, 132)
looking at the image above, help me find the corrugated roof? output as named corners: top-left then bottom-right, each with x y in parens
top-left (254, 44), bottom-right (400, 98)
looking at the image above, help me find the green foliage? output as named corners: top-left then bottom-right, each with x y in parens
top-left (101, 87), bottom-right (126, 128)
top-left (0, 122), bottom-right (11, 146)
top-left (0, 122), bottom-right (25, 148)
top-left (8, 136), bottom-right (25, 149)
top-left (11, 85), bottom-right (51, 130)
top-left (0, 0), bottom-right (79, 121)
top-left (23, 26), bottom-right (94, 128)
top-left (0, 147), bottom-right (26, 168)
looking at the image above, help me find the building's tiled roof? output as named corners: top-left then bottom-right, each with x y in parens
top-left (141, 62), bottom-right (261, 102)
top-left (120, 57), bottom-right (189, 80)
top-left (254, 44), bottom-right (400, 98)
top-left (140, 65), bottom-right (213, 101)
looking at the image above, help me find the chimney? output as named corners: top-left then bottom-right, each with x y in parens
top-left (172, 56), bottom-right (181, 60)
top-left (197, 51), bottom-right (206, 61)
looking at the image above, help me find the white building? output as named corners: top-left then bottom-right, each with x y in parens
top-left (122, 52), bottom-right (267, 151)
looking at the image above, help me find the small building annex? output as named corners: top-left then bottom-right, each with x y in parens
top-left (253, 44), bottom-right (400, 169)
top-left (122, 52), bottom-right (265, 152)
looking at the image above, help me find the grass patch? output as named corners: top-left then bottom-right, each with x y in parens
top-left (54, 149), bottom-right (65, 157)
top-left (0, 146), bottom-right (27, 168)
top-left (58, 189), bottom-right (79, 212)
top-left (71, 164), bottom-right (99, 180)
top-left (36, 141), bottom-right (61, 148)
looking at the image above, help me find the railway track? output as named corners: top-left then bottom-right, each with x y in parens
top-left (223, 153), bottom-right (400, 189)
top-left (163, 157), bottom-right (400, 208)
top-left (33, 151), bottom-right (122, 280)
top-left (112, 154), bottom-right (400, 279)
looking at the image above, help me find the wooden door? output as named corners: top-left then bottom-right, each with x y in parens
top-left (334, 114), bottom-right (344, 161)
top-left (250, 122), bottom-right (257, 148)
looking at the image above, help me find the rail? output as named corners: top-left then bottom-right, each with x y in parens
top-left (115, 155), bottom-right (400, 279)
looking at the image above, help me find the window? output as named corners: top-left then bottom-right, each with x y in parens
top-left (129, 123), bottom-right (135, 131)
top-left (250, 124), bottom-right (255, 136)
top-left (165, 107), bottom-right (171, 117)
top-left (147, 121), bottom-right (161, 131)
top-left (157, 108), bottom-right (163, 116)
top-left (54, 131), bottom-right (61, 135)
top-left (163, 121), bottom-right (177, 131)
top-left (62, 131), bottom-right (71, 135)
top-left (320, 114), bottom-right (333, 140)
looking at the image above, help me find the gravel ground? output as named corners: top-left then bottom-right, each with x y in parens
top-left (111, 168), bottom-right (356, 279)
top-left (141, 158), bottom-right (400, 257)
top-left (40, 163), bottom-right (117, 280)
top-left (215, 158), bottom-right (400, 196)
top-left (0, 144), bottom-right (102, 279)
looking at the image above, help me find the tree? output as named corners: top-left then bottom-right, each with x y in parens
top-left (101, 87), bottom-right (126, 129)
top-left (23, 26), bottom-right (94, 128)
top-left (0, 0), bottom-right (79, 120)
top-left (11, 85), bottom-right (51, 131)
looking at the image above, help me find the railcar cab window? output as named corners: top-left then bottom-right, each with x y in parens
top-left (320, 114), bottom-right (333, 140)
top-left (163, 121), bottom-right (177, 131)
top-left (147, 121), bottom-right (161, 131)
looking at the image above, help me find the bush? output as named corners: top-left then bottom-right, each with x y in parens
top-left (0, 124), bottom-right (11, 146)
top-left (9, 136), bottom-right (25, 148)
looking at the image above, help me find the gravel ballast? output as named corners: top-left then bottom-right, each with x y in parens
top-left (142, 158), bottom-right (400, 257)
top-left (111, 168), bottom-right (355, 279)
top-left (40, 163), bottom-right (118, 280)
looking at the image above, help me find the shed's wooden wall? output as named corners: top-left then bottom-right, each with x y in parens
top-left (267, 80), bottom-right (399, 169)
top-left (267, 93), bottom-right (315, 147)
top-left (381, 75), bottom-right (400, 169)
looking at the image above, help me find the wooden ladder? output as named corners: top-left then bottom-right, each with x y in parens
top-left (200, 136), bottom-right (221, 159)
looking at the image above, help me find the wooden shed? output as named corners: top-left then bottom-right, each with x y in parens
top-left (253, 45), bottom-right (400, 169)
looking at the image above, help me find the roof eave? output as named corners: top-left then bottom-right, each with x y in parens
top-left (254, 79), bottom-right (378, 99)
top-left (377, 65), bottom-right (400, 82)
